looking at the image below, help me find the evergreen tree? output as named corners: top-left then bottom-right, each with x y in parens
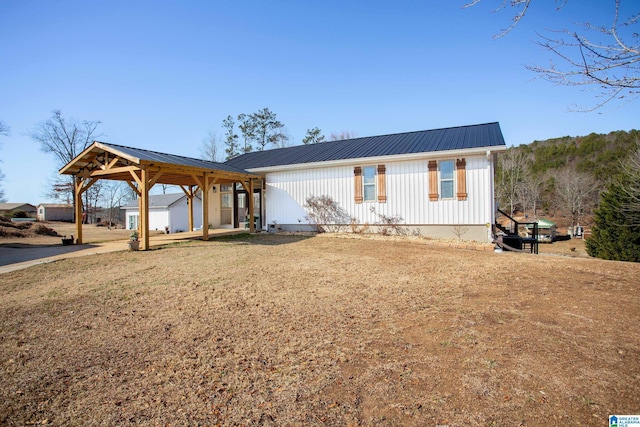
top-left (237, 113), bottom-right (255, 154)
top-left (303, 127), bottom-right (325, 145)
top-left (222, 115), bottom-right (240, 160)
top-left (251, 108), bottom-right (283, 151)
top-left (586, 174), bottom-right (640, 262)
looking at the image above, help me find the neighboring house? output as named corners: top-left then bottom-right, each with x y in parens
top-left (0, 203), bottom-right (37, 217)
top-left (121, 193), bottom-right (203, 233)
top-left (225, 122), bottom-right (507, 242)
top-left (36, 204), bottom-right (74, 221)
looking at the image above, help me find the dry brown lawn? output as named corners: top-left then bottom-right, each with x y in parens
top-left (1, 232), bottom-right (639, 426)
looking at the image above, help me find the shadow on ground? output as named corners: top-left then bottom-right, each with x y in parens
top-left (0, 243), bottom-right (100, 266)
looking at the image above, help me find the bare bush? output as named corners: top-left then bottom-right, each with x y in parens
top-left (369, 206), bottom-right (409, 236)
top-left (304, 195), bottom-right (354, 233)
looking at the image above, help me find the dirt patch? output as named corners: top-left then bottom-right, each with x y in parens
top-left (0, 217), bottom-right (59, 239)
top-left (0, 222), bottom-right (164, 247)
top-left (1, 234), bottom-right (638, 426)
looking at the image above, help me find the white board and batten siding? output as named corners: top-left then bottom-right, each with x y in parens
top-left (264, 154), bottom-right (495, 234)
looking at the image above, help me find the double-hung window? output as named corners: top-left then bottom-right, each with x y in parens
top-left (354, 165), bottom-right (386, 203)
top-left (439, 160), bottom-right (455, 199)
top-left (429, 159), bottom-right (467, 201)
top-left (363, 166), bottom-right (376, 202)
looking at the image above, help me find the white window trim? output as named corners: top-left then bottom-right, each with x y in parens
top-left (439, 160), bottom-right (455, 200)
top-left (362, 165), bottom-right (377, 202)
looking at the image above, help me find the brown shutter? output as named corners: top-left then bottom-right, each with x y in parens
top-left (456, 158), bottom-right (467, 201)
top-left (377, 164), bottom-right (386, 203)
top-left (354, 166), bottom-right (363, 204)
top-left (428, 160), bottom-right (438, 201)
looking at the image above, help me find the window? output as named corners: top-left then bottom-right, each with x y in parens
top-left (439, 160), bottom-right (455, 199)
top-left (363, 166), bottom-right (376, 202)
top-left (128, 214), bottom-right (139, 231)
top-left (220, 184), bottom-right (233, 208)
top-left (355, 165), bottom-right (386, 204)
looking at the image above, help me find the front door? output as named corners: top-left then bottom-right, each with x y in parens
top-left (220, 184), bottom-right (233, 227)
top-left (234, 186), bottom-right (261, 229)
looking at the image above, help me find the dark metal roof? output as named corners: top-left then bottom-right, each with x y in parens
top-left (100, 142), bottom-right (252, 175)
top-left (225, 122), bottom-right (506, 170)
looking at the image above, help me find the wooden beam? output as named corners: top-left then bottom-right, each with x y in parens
top-left (129, 170), bottom-right (143, 188)
top-left (190, 173), bottom-right (203, 189)
top-left (126, 180), bottom-right (141, 196)
top-left (148, 170), bottom-right (164, 188)
top-left (104, 156), bottom-right (119, 170)
top-left (88, 165), bottom-right (139, 177)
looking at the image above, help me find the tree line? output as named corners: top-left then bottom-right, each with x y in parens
top-left (495, 129), bottom-right (640, 261)
top-left (200, 108), bottom-right (356, 162)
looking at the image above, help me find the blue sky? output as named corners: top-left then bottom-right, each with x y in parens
top-left (1, 0), bottom-right (638, 204)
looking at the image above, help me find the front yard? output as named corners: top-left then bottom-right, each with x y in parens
top-left (1, 233), bottom-right (638, 425)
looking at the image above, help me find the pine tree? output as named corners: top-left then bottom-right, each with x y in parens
top-left (222, 115), bottom-right (240, 160)
top-left (586, 175), bottom-right (640, 262)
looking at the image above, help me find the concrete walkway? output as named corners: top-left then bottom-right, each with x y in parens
top-left (0, 229), bottom-right (245, 275)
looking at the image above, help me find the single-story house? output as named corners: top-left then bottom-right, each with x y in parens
top-left (57, 122), bottom-right (507, 247)
top-left (0, 203), bottom-right (37, 217)
top-left (36, 204), bottom-right (73, 221)
top-left (225, 122), bottom-right (507, 242)
top-left (122, 192), bottom-right (203, 233)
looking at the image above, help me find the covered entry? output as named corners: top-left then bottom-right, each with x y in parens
top-left (59, 141), bottom-right (260, 250)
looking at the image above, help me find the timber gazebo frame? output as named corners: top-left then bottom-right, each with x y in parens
top-left (60, 141), bottom-right (260, 250)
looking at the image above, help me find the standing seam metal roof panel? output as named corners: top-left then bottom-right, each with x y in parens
top-left (224, 122), bottom-right (506, 170)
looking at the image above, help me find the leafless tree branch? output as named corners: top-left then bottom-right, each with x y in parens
top-left (467, 0), bottom-right (639, 110)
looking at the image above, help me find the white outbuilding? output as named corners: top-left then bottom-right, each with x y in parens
top-left (122, 193), bottom-right (202, 234)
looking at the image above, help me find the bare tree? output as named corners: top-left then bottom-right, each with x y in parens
top-left (101, 181), bottom-right (130, 228)
top-left (329, 130), bottom-right (357, 141)
top-left (519, 170), bottom-right (544, 217)
top-left (83, 179), bottom-right (104, 224)
top-left (553, 167), bottom-right (599, 235)
top-left (199, 131), bottom-right (220, 162)
top-left (466, 0), bottom-right (640, 109)
top-left (31, 110), bottom-right (102, 215)
top-left (495, 148), bottom-right (528, 215)
top-left (271, 127), bottom-right (291, 149)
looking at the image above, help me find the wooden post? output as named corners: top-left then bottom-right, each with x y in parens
top-left (75, 178), bottom-right (83, 244)
top-left (248, 179), bottom-right (255, 232)
top-left (188, 185), bottom-right (194, 232)
top-left (140, 168), bottom-right (150, 250)
top-left (202, 176), bottom-right (210, 241)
